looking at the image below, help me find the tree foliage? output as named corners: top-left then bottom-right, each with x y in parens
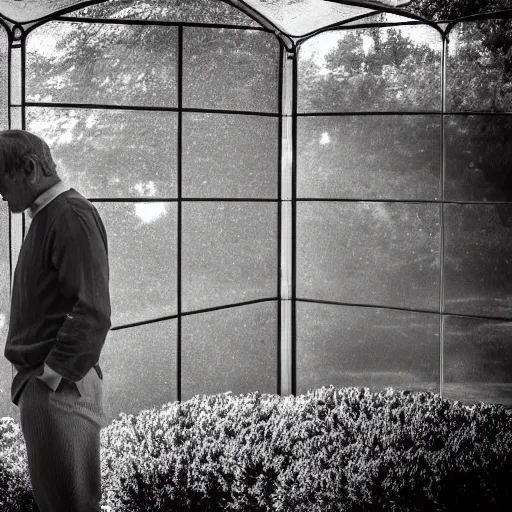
top-left (408, 0), bottom-right (512, 21)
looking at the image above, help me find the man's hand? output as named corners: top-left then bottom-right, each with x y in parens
top-left (35, 363), bottom-right (63, 391)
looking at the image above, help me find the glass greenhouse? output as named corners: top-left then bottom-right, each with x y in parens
top-left (0, 0), bottom-right (511, 423)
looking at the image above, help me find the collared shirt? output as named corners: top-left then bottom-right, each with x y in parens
top-left (28, 180), bottom-right (70, 219)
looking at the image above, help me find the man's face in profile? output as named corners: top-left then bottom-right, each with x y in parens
top-left (0, 165), bottom-right (31, 213)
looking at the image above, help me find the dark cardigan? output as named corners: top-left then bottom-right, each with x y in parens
top-left (5, 188), bottom-right (111, 404)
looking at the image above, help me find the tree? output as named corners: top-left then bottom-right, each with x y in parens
top-left (407, 0), bottom-right (512, 21)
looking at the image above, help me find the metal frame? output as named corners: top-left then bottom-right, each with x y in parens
top-left (1, 0), bottom-right (511, 404)
top-left (12, 4), bottom-right (285, 402)
top-left (293, 11), bottom-right (512, 398)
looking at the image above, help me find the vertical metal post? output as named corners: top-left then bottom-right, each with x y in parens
top-left (280, 49), bottom-right (294, 396)
top-left (9, 39), bottom-right (23, 290)
top-left (177, 25), bottom-right (183, 403)
top-left (439, 24), bottom-right (448, 399)
top-left (8, 31), bottom-right (24, 384)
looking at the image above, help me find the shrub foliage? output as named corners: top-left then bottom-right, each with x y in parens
top-left (2, 387), bottom-right (512, 511)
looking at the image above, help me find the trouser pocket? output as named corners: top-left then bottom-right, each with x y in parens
top-left (75, 366), bottom-right (102, 401)
top-left (74, 367), bottom-right (108, 427)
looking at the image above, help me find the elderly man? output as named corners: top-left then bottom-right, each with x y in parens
top-left (0, 130), bottom-right (111, 512)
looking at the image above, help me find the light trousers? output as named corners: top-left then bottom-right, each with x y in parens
top-left (18, 367), bottom-right (108, 512)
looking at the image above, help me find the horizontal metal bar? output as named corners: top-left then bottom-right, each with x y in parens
top-left (296, 297), bottom-right (439, 316)
top-left (296, 198), bottom-right (512, 205)
top-left (443, 311), bottom-right (512, 323)
top-left (110, 314), bottom-right (179, 331)
top-left (297, 111), bottom-right (512, 117)
top-left (297, 298), bottom-right (512, 322)
top-left (88, 197), bottom-right (279, 203)
top-left (111, 297), bottom-right (279, 331)
top-left (28, 106), bottom-right (512, 120)
top-left (25, 102), bottom-right (280, 117)
top-left (55, 16), bottom-right (268, 32)
top-left (181, 297), bottom-right (278, 317)
top-left (297, 111), bottom-right (442, 116)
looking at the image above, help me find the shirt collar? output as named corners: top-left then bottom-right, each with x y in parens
top-left (28, 181), bottom-right (71, 219)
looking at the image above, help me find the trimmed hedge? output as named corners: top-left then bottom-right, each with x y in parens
top-left (2, 387), bottom-right (512, 511)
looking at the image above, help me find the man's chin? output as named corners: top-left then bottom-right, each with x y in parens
top-left (9, 204), bottom-right (24, 214)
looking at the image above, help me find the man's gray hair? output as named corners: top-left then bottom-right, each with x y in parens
top-left (0, 130), bottom-right (57, 177)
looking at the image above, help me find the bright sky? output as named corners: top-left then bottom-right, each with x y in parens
top-left (132, 181), bottom-right (168, 223)
top-left (134, 202), bottom-right (167, 223)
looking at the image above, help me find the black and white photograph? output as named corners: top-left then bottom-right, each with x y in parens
top-left (0, 1), bottom-right (511, 510)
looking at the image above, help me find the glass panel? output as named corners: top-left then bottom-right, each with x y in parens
top-left (298, 25), bottom-right (442, 112)
top-left (183, 27), bottom-right (279, 112)
top-left (0, 205), bottom-right (16, 422)
top-left (9, 46), bottom-right (21, 106)
top-left (0, 27), bottom-right (7, 128)
top-left (445, 115), bottom-right (512, 202)
top-left (0, 358), bottom-right (17, 422)
top-left (10, 107), bottom-right (21, 129)
top-left (343, 13), bottom-right (420, 26)
top-left (444, 316), bottom-right (512, 407)
top-left (26, 22), bottom-right (178, 107)
top-left (447, 19), bottom-right (512, 112)
top-left (182, 202), bottom-right (277, 312)
top-left (94, 202), bottom-right (177, 327)
top-left (0, 205), bottom-right (8, 344)
top-left (248, 0), bottom-right (374, 36)
top-left (181, 302), bottom-right (277, 401)
top-left (444, 204), bottom-right (512, 319)
top-left (297, 115), bottom-right (441, 200)
top-left (72, 0), bottom-right (259, 25)
top-left (297, 202), bottom-right (440, 310)
top-left (297, 302), bottom-right (439, 395)
top-left (101, 320), bottom-right (177, 421)
top-left (182, 113), bottom-right (278, 198)
top-left (26, 108), bottom-right (177, 198)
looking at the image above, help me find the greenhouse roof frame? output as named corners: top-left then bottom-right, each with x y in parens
top-left (0, 1), bottom-right (510, 52)
top-left (0, 0), bottom-right (491, 30)
top-left (0, 0), bottom-right (411, 26)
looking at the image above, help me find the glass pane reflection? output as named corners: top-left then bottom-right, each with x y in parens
top-left (0, 205), bottom-right (15, 422)
top-left (95, 202), bottom-right (177, 327)
top-left (0, 28), bottom-right (7, 128)
top-left (26, 22), bottom-right (178, 107)
top-left (445, 115), bottom-right (512, 202)
top-left (183, 113), bottom-right (278, 198)
top-left (101, 320), bottom-right (177, 421)
top-left (183, 27), bottom-right (279, 112)
top-left (444, 316), bottom-right (512, 407)
top-left (182, 202), bottom-right (277, 312)
top-left (444, 204), bottom-right (512, 319)
top-left (297, 202), bottom-right (440, 310)
top-left (0, 204), bottom-right (9, 344)
top-left (72, 0), bottom-right (259, 25)
top-left (447, 19), bottom-right (512, 112)
top-left (181, 302), bottom-right (277, 401)
top-left (26, 108), bottom-right (177, 198)
top-left (297, 115), bottom-right (441, 200)
top-left (298, 26), bottom-right (442, 112)
top-left (297, 302), bottom-right (439, 395)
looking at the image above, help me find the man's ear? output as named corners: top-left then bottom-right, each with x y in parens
top-left (23, 156), bottom-right (39, 183)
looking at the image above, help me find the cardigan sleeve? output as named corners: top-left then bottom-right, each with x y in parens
top-left (44, 204), bottom-right (111, 382)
